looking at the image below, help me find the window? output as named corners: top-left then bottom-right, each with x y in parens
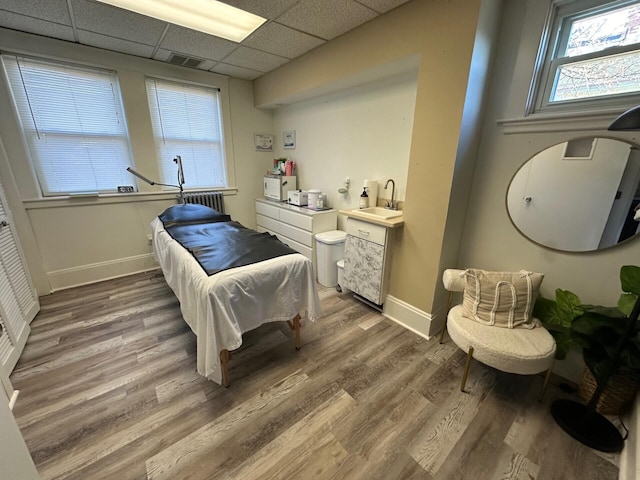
top-left (532, 0), bottom-right (640, 114)
top-left (145, 78), bottom-right (227, 189)
top-left (2, 55), bottom-right (133, 195)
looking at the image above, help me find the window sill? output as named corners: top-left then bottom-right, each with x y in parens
top-left (22, 188), bottom-right (238, 209)
top-left (497, 108), bottom-right (626, 135)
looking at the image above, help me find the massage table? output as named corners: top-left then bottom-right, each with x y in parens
top-left (150, 203), bottom-right (321, 386)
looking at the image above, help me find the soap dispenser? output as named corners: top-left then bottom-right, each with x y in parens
top-left (359, 187), bottom-right (368, 209)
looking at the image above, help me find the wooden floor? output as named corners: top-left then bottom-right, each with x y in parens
top-left (10, 271), bottom-right (620, 480)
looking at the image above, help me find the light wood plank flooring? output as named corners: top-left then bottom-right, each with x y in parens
top-left (10, 271), bottom-right (619, 479)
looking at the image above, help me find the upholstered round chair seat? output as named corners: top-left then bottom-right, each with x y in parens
top-left (447, 305), bottom-right (556, 375)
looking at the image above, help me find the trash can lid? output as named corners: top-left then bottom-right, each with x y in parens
top-left (315, 230), bottom-right (347, 244)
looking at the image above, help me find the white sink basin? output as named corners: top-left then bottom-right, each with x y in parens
top-left (356, 207), bottom-right (402, 219)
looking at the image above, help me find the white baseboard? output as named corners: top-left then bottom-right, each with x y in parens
top-left (383, 294), bottom-right (433, 340)
top-left (47, 253), bottom-right (159, 291)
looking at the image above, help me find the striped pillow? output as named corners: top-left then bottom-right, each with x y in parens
top-left (462, 269), bottom-right (543, 329)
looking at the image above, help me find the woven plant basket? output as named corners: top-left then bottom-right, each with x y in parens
top-left (578, 367), bottom-right (640, 415)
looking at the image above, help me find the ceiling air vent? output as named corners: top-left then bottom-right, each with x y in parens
top-left (167, 53), bottom-right (204, 69)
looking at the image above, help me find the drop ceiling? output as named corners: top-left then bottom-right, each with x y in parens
top-left (0, 0), bottom-right (411, 80)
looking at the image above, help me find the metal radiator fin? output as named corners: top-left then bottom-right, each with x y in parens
top-left (182, 192), bottom-right (225, 213)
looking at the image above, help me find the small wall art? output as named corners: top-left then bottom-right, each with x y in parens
top-left (254, 133), bottom-right (274, 152)
top-left (283, 130), bottom-right (296, 150)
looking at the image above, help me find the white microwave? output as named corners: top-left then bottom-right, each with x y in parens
top-left (264, 175), bottom-right (296, 201)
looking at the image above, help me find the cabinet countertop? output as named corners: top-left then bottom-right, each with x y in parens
top-left (339, 209), bottom-right (405, 228)
top-left (256, 198), bottom-right (336, 216)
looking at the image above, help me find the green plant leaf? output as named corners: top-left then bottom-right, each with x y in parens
top-left (621, 265), bottom-right (640, 295)
top-left (534, 289), bottom-right (583, 330)
top-left (619, 293), bottom-right (639, 317)
top-left (550, 331), bottom-right (573, 360)
top-left (572, 312), bottom-right (626, 341)
top-left (556, 289), bottom-right (583, 319)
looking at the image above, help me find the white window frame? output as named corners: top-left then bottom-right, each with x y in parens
top-left (528, 0), bottom-right (640, 116)
top-left (1, 54), bottom-right (134, 196)
top-left (145, 77), bottom-right (229, 191)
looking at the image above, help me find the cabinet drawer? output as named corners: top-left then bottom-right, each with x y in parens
top-left (255, 201), bottom-right (280, 220)
top-left (257, 214), bottom-right (313, 247)
top-left (256, 226), bottom-right (312, 260)
top-left (279, 209), bottom-right (312, 232)
top-left (345, 218), bottom-right (387, 246)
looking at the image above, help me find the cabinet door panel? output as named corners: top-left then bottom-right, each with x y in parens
top-left (343, 235), bottom-right (384, 304)
top-left (0, 171), bottom-right (37, 378)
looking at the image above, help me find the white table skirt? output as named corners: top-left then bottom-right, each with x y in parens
top-left (151, 217), bottom-right (321, 385)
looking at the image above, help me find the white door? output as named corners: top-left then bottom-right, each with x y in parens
top-left (0, 173), bottom-right (38, 378)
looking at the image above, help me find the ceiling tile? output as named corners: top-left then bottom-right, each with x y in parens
top-left (160, 25), bottom-right (238, 62)
top-left (70, 0), bottom-right (166, 46)
top-left (356, 0), bottom-right (411, 14)
top-left (219, 0), bottom-right (299, 20)
top-left (221, 46), bottom-right (288, 73)
top-left (153, 49), bottom-right (173, 62)
top-left (210, 63), bottom-right (262, 81)
top-left (244, 22), bottom-right (325, 59)
top-left (0, 12), bottom-right (75, 41)
top-left (277, 0), bottom-right (377, 40)
top-left (77, 31), bottom-right (155, 58)
top-left (0, 0), bottom-right (71, 25)
top-left (197, 60), bottom-right (216, 71)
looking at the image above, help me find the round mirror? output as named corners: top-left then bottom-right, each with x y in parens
top-left (507, 137), bottom-right (640, 252)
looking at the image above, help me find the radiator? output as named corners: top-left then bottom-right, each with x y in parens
top-left (182, 191), bottom-right (225, 213)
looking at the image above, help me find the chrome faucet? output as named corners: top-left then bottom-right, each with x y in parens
top-left (384, 179), bottom-right (396, 210)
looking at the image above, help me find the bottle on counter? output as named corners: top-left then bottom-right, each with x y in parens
top-left (359, 188), bottom-right (368, 209)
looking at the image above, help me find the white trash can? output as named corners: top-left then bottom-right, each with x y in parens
top-left (315, 230), bottom-right (347, 287)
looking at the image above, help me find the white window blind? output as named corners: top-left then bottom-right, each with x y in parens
top-left (145, 78), bottom-right (227, 189)
top-left (1, 55), bottom-right (133, 196)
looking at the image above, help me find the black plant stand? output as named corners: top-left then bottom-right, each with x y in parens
top-left (551, 295), bottom-right (640, 453)
top-left (551, 399), bottom-right (623, 452)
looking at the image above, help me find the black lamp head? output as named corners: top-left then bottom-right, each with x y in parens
top-left (608, 105), bottom-right (640, 131)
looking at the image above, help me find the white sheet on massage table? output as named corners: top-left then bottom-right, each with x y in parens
top-left (151, 217), bottom-right (321, 385)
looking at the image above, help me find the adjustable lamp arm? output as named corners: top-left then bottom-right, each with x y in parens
top-left (126, 159), bottom-right (186, 204)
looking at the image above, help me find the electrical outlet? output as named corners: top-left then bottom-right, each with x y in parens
top-left (147, 235), bottom-right (152, 245)
top-left (117, 185), bottom-right (134, 193)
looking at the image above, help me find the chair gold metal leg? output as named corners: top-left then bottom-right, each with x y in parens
top-left (439, 291), bottom-right (453, 344)
top-left (461, 346), bottom-right (474, 392)
top-left (438, 321), bottom-right (447, 344)
top-left (538, 359), bottom-right (555, 402)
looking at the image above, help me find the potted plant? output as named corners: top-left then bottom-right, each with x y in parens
top-left (533, 265), bottom-right (640, 414)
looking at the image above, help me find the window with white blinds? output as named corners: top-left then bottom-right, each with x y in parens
top-left (1, 55), bottom-right (133, 195)
top-left (145, 78), bottom-right (227, 189)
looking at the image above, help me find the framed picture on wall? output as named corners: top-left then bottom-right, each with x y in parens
top-left (254, 133), bottom-right (274, 152)
top-left (283, 130), bottom-right (296, 150)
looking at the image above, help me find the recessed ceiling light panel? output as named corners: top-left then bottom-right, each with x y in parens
top-left (94, 0), bottom-right (266, 43)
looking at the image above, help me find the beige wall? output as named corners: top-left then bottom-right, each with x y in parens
top-left (270, 71), bottom-right (418, 224)
top-left (0, 28), bottom-right (273, 293)
top-left (461, 0), bottom-right (640, 305)
top-left (459, 0), bottom-right (640, 378)
top-left (254, 0), bottom-right (500, 328)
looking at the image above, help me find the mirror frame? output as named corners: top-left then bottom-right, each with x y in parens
top-left (506, 136), bottom-right (640, 253)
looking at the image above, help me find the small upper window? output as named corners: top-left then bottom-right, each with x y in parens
top-left (532, 0), bottom-right (640, 113)
top-left (145, 78), bottom-right (227, 189)
top-left (2, 55), bottom-right (133, 195)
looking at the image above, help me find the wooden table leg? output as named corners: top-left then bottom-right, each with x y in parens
top-left (292, 314), bottom-right (301, 350)
top-left (287, 314), bottom-right (302, 350)
top-left (220, 349), bottom-right (231, 388)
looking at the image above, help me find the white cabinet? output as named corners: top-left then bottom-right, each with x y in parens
top-left (0, 174), bottom-right (39, 380)
top-left (255, 199), bottom-right (337, 273)
top-left (343, 217), bottom-right (396, 305)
